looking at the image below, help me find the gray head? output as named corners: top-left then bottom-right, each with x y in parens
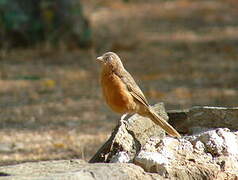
top-left (96, 52), bottom-right (124, 69)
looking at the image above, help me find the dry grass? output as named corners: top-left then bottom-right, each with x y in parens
top-left (0, 0), bottom-right (238, 165)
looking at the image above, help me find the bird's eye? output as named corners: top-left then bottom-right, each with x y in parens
top-left (107, 56), bottom-right (113, 61)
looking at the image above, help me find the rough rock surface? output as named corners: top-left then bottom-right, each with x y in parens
top-left (168, 106), bottom-right (238, 134)
top-left (89, 103), bottom-right (168, 163)
top-left (89, 105), bottom-right (238, 179)
top-left (134, 128), bottom-right (238, 179)
top-left (0, 105), bottom-right (238, 179)
top-left (0, 160), bottom-right (156, 180)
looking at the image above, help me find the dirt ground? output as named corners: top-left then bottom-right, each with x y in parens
top-left (0, 0), bottom-right (238, 165)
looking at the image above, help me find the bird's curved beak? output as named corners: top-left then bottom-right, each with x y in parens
top-left (96, 56), bottom-right (104, 62)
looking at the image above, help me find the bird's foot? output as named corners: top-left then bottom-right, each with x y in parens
top-left (119, 113), bottom-right (128, 125)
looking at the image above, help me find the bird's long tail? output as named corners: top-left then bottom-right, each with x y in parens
top-left (147, 108), bottom-right (181, 138)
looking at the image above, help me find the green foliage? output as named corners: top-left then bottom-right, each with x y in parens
top-left (0, 0), bottom-right (92, 48)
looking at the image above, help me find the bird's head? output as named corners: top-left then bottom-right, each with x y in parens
top-left (96, 52), bottom-right (124, 69)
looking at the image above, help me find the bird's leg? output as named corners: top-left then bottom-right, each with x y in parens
top-left (121, 113), bottom-right (128, 120)
top-left (119, 113), bottom-right (129, 125)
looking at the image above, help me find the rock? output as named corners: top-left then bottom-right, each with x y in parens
top-left (89, 105), bottom-right (238, 179)
top-left (0, 160), bottom-right (155, 180)
top-left (188, 128), bottom-right (238, 157)
top-left (110, 151), bottom-right (130, 163)
top-left (89, 103), bottom-right (168, 163)
top-left (1, 105), bottom-right (238, 179)
top-left (134, 128), bottom-right (238, 179)
top-left (168, 106), bottom-right (238, 134)
top-left (135, 151), bottom-right (170, 176)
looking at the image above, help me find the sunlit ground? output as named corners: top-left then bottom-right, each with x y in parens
top-left (0, 0), bottom-right (238, 165)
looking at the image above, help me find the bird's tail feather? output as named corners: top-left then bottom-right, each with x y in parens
top-left (147, 109), bottom-right (181, 138)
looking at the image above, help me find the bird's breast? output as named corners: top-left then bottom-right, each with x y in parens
top-left (101, 69), bottom-right (136, 114)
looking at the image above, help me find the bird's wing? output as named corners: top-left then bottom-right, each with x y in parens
top-left (115, 69), bottom-right (149, 107)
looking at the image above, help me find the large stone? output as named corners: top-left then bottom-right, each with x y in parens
top-left (89, 103), bottom-right (168, 163)
top-left (0, 160), bottom-right (155, 180)
top-left (134, 128), bottom-right (238, 179)
top-left (1, 106), bottom-right (238, 179)
top-left (168, 106), bottom-right (238, 134)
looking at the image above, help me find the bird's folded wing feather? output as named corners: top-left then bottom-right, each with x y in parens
top-left (115, 70), bottom-right (149, 107)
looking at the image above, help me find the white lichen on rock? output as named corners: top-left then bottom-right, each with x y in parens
top-left (134, 128), bottom-right (238, 178)
top-left (110, 151), bottom-right (130, 163)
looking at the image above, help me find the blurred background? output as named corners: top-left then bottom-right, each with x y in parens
top-left (0, 0), bottom-right (237, 165)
